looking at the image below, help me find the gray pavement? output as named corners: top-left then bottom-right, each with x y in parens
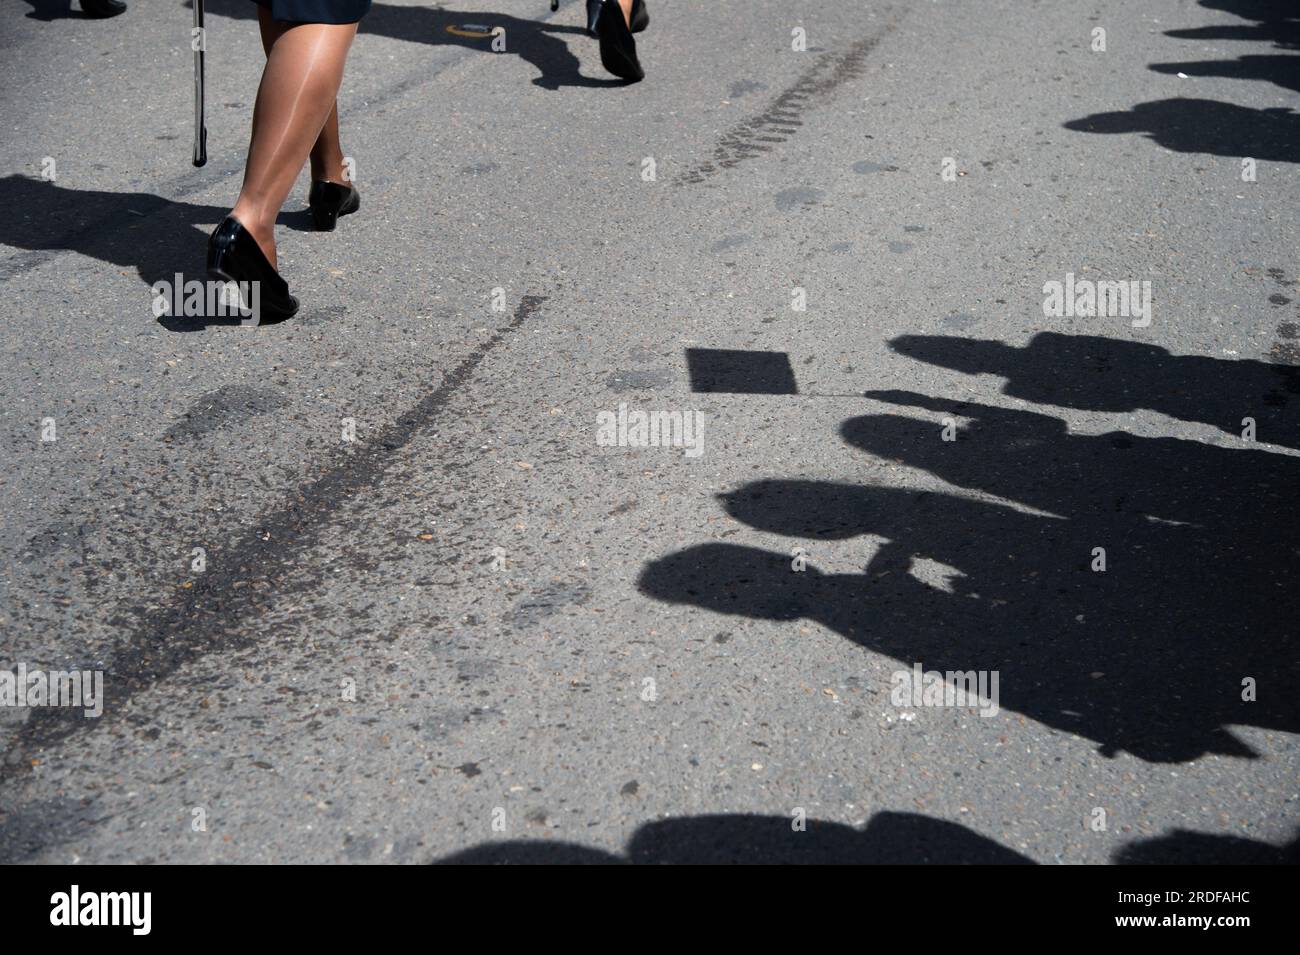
top-left (0, 0), bottom-right (1297, 863)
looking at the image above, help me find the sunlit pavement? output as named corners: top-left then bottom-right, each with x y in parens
top-left (1, 0), bottom-right (1297, 863)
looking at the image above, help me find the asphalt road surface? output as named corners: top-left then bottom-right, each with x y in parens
top-left (1, 0), bottom-right (1298, 864)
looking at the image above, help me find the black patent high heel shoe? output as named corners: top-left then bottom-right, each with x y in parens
top-left (308, 180), bottom-right (360, 232)
top-left (592, 0), bottom-right (645, 82)
top-left (206, 216), bottom-right (299, 322)
top-left (586, 0), bottom-right (648, 36)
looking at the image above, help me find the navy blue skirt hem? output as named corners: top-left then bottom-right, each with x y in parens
top-left (251, 0), bottom-right (370, 25)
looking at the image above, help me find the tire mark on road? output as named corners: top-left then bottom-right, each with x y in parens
top-left (676, 10), bottom-right (902, 186)
top-left (1, 293), bottom-right (547, 776)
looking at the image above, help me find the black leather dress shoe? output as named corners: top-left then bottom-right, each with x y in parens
top-left (206, 216), bottom-right (299, 322)
top-left (308, 180), bottom-right (360, 232)
top-left (79, 0), bottom-right (128, 18)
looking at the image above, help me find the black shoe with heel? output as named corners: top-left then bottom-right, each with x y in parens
top-left (591, 0), bottom-right (645, 82)
top-left (586, 0), bottom-right (648, 36)
top-left (206, 216), bottom-right (298, 322)
top-left (308, 180), bottom-right (360, 232)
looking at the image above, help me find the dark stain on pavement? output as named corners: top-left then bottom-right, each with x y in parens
top-left (506, 582), bottom-right (592, 629)
top-left (164, 385), bottom-right (289, 442)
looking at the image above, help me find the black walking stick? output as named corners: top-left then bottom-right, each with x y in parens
top-left (193, 0), bottom-right (208, 167)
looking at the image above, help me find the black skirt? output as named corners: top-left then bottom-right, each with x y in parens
top-left (252, 0), bottom-right (370, 25)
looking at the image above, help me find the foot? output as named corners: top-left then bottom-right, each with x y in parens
top-left (588, 0), bottom-right (648, 36)
top-left (596, 0), bottom-right (644, 82)
top-left (308, 180), bottom-right (361, 232)
top-left (207, 216), bottom-right (299, 322)
top-left (309, 159), bottom-right (352, 188)
top-left (629, 0), bottom-right (649, 34)
top-left (227, 206), bottom-right (278, 269)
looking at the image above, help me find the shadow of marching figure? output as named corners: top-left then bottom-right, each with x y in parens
top-left (436, 810), bottom-right (1037, 864)
top-left (1063, 98), bottom-right (1300, 164)
top-left (1065, 0), bottom-right (1300, 162)
top-left (638, 393), bottom-right (1300, 764)
top-left (1155, 0), bottom-right (1300, 91)
top-left (1166, 0), bottom-right (1300, 48)
top-left (887, 332), bottom-right (1300, 451)
top-left (192, 0), bottom-right (624, 90)
top-left (1116, 826), bottom-right (1300, 864)
top-left (1150, 56), bottom-right (1300, 94)
top-left (0, 175), bottom-right (313, 329)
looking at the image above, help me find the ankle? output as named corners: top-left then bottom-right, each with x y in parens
top-left (228, 204), bottom-right (277, 266)
top-left (311, 158), bottom-right (350, 185)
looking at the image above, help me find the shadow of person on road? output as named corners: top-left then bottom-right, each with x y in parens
top-left (885, 332), bottom-right (1300, 451)
top-left (1065, 0), bottom-right (1300, 162)
top-left (192, 0), bottom-right (625, 90)
top-left (1149, 55), bottom-right (1300, 95)
top-left (1166, 0), bottom-right (1299, 48)
top-left (1155, 0), bottom-right (1300, 91)
top-left (638, 392), bottom-right (1300, 764)
top-left (1063, 98), bottom-right (1300, 164)
top-left (0, 175), bottom-right (316, 329)
top-left (1116, 826), bottom-right (1300, 863)
top-left (436, 810), bottom-right (1037, 864)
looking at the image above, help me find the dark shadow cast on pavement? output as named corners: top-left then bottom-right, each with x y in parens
top-left (1065, 0), bottom-right (1300, 162)
top-left (1116, 827), bottom-right (1300, 864)
top-left (1149, 55), bottom-right (1300, 95)
top-left (0, 175), bottom-right (317, 330)
top-left (886, 332), bottom-right (1300, 451)
top-left (637, 384), bottom-right (1300, 764)
top-left (435, 809), bottom-right (1300, 864)
top-left (18, 0), bottom-right (89, 20)
top-left (436, 810), bottom-right (1037, 864)
top-left (1167, 0), bottom-right (1299, 48)
top-left (1063, 98), bottom-right (1300, 164)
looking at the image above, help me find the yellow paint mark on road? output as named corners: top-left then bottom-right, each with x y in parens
top-left (445, 23), bottom-right (495, 38)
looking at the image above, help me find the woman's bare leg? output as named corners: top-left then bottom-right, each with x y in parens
top-left (231, 8), bottom-right (357, 267)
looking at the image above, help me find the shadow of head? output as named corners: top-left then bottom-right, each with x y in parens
top-left (639, 424), bottom-right (1300, 763)
top-left (1116, 827), bottom-right (1300, 864)
top-left (882, 333), bottom-right (1300, 449)
top-left (1064, 98), bottom-right (1300, 164)
top-left (434, 810), bottom-right (1036, 864)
